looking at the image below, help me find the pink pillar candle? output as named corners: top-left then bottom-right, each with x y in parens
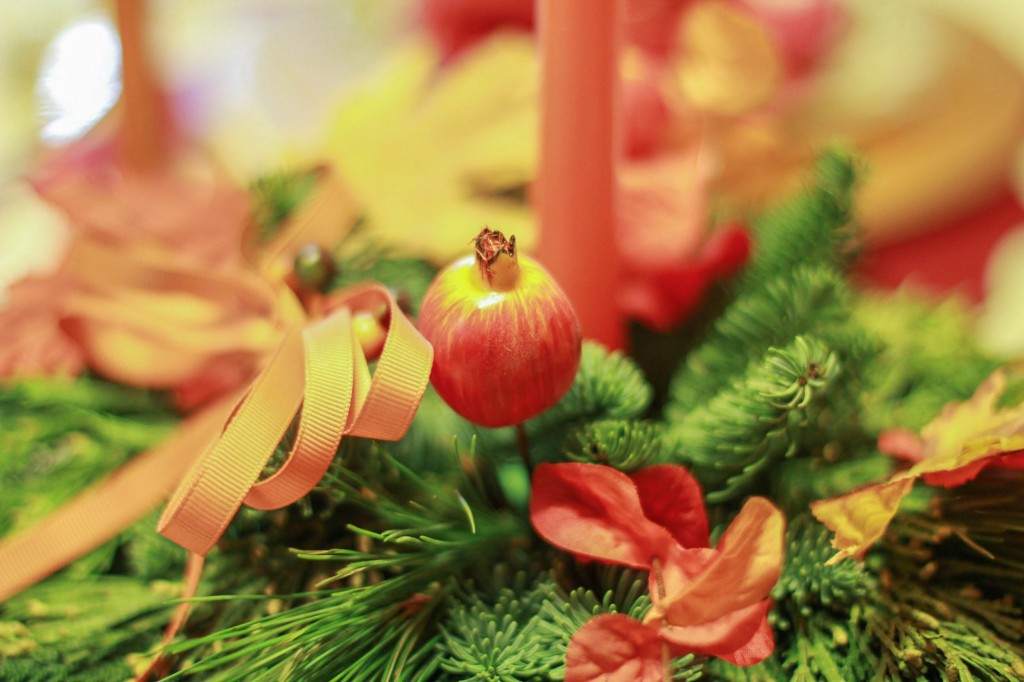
top-left (536, 0), bottom-right (625, 350)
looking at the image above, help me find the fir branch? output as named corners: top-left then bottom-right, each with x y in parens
top-left (0, 576), bottom-right (177, 682)
top-left (666, 264), bottom-right (856, 418)
top-left (666, 335), bottom-right (841, 502)
top-left (853, 290), bottom-right (1000, 432)
top-left (772, 515), bottom-right (876, 628)
top-left (740, 149), bottom-right (858, 288)
top-left (438, 570), bottom-right (556, 680)
top-left (164, 443), bottom-right (529, 680)
top-left (166, 577), bottom-right (444, 682)
top-left (769, 453), bottom-right (893, 511)
top-left (522, 342), bottom-right (654, 464)
top-left (548, 342), bottom-right (653, 422)
top-left (564, 419), bottom-right (665, 472)
top-left (864, 471), bottom-right (1024, 679)
top-left (249, 170), bottom-right (319, 243)
top-left (327, 241), bottom-right (438, 317)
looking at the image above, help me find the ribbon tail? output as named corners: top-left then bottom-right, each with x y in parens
top-left (136, 552), bottom-right (206, 682)
top-left (0, 399), bottom-right (234, 603)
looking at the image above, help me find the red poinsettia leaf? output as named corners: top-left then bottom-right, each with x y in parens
top-left (530, 463), bottom-right (672, 569)
top-left (632, 465), bottom-right (710, 549)
top-left (696, 224), bottom-right (751, 279)
top-left (648, 497), bottom-right (784, 626)
top-left (718, 612), bottom-right (776, 666)
top-left (649, 545), bottom-right (717, 604)
top-left (566, 614), bottom-right (666, 682)
top-left (658, 598), bottom-right (772, 663)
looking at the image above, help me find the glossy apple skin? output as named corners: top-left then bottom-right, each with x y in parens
top-left (418, 254), bottom-right (582, 427)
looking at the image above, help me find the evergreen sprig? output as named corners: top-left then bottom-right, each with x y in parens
top-left (0, 576), bottom-right (177, 682)
top-left (522, 342), bottom-right (654, 465)
top-left (740, 149), bottom-right (857, 288)
top-left (249, 170), bottom-right (319, 243)
top-left (772, 515), bottom-right (876, 627)
top-left (565, 419), bottom-right (664, 472)
top-left (666, 264), bottom-right (854, 417)
top-left (546, 342), bottom-right (653, 423)
top-left (854, 290), bottom-right (1001, 432)
top-left (438, 570), bottom-right (557, 681)
top-left (667, 335), bottom-right (841, 502)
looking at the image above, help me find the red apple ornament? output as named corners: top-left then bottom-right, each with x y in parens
top-left (419, 228), bottom-right (582, 427)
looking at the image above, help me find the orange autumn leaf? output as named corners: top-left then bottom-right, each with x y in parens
top-left (812, 370), bottom-right (1024, 564)
top-left (61, 237), bottom-right (287, 392)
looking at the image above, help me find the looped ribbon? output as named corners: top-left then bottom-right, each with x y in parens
top-left (127, 283), bottom-right (432, 679)
top-left (157, 283), bottom-right (431, 555)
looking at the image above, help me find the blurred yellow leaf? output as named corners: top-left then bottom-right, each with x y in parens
top-left (324, 35), bottom-right (537, 264)
top-left (674, 1), bottom-right (781, 116)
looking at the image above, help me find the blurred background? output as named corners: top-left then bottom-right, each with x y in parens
top-left (1, 0), bottom-right (1023, 353)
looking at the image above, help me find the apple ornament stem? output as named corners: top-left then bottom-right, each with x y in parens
top-left (418, 228), bottom-right (582, 463)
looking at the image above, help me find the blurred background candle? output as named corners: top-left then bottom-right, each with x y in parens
top-left (536, 0), bottom-right (624, 350)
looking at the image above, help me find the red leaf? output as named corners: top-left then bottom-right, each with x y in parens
top-left (632, 465), bottom-right (710, 548)
top-left (658, 598), bottom-right (772, 664)
top-left (566, 614), bottom-right (666, 682)
top-left (530, 463), bottom-right (672, 569)
top-left (648, 497), bottom-right (784, 626)
top-left (718, 613), bottom-right (776, 666)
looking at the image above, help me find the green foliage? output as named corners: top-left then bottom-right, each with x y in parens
top-left (548, 342), bottom-right (653, 423)
top-left (169, 580), bottom-right (444, 682)
top-left (533, 570), bottom-right (654, 680)
top-left (249, 170), bottom-right (319, 242)
top-left (164, 446), bottom-right (528, 681)
top-left (770, 453), bottom-right (893, 511)
top-left (328, 239), bottom-right (438, 317)
top-left (438, 571), bottom-right (557, 681)
top-left (0, 576), bottom-right (176, 681)
top-left (740, 149), bottom-right (857, 288)
top-left (667, 265), bottom-right (856, 417)
top-left (667, 335), bottom-right (841, 502)
top-left (518, 341), bottom-right (654, 466)
top-left (772, 515), bottom-right (876, 626)
top-left (565, 419), bottom-right (665, 472)
top-left (7, 148), bottom-right (1024, 682)
top-left (854, 290), bottom-right (1000, 432)
top-left (0, 375), bottom-right (176, 575)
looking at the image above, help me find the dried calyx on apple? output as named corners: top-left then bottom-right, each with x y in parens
top-left (418, 228), bottom-right (582, 428)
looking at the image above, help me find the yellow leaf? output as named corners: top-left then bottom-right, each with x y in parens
top-left (811, 478), bottom-right (914, 565)
top-left (812, 369), bottom-right (1024, 562)
top-left (674, 1), bottom-right (781, 116)
top-left (324, 35), bottom-right (538, 264)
